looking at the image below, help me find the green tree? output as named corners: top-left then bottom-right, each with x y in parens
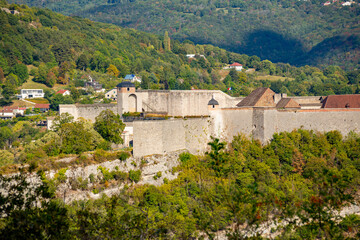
top-left (94, 110), bottom-right (125, 144)
top-left (52, 113), bottom-right (74, 132)
top-left (164, 31), bottom-right (171, 52)
top-left (58, 121), bottom-right (96, 154)
top-left (206, 137), bottom-right (227, 176)
top-left (49, 94), bottom-right (74, 111)
top-left (0, 174), bottom-right (70, 239)
top-left (10, 64), bottom-right (28, 84)
top-left (76, 53), bottom-right (89, 70)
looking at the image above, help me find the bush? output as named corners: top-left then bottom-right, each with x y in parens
top-left (97, 140), bottom-right (111, 150)
top-left (179, 152), bottom-right (191, 163)
top-left (98, 166), bottom-right (114, 183)
top-left (93, 149), bottom-right (108, 162)
top-left (89, 173), bottom-right (96, 183)
top-left (54, 168), bottom-right (68, 184)
top-left (118, 151), bottom-right (130, 161)
top-left (129, 170), bottom-right (141, 183)
top-left (112, 170), bottom-right (128, 181)
top-left (153, 171), bottom-right (162, 180)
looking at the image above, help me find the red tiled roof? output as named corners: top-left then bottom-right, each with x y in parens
top-left (3, 107), bottom-right (16, 111)
top-left (322, 95), bottom-right (360, 108)
top-left (230, 62), bottom-right (242, 67)
top-left (2, 106), bottom-right (27, 111)
top-left (56, 89), bottom-right (69, 94)
top-left (34, 104), bottom-right (50, 109)
top-left (1, 109), bottom-right (13, 113)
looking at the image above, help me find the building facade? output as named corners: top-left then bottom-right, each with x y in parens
top-left (18, 89), bottom-right (44, 99)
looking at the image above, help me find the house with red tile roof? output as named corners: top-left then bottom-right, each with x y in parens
top-left (56, 89), bottom-right (71, 96)
top-left (229, 62), bottom-right (243, 71)
top-left (0, 106), bottom-right (27, 119)
top-left (34, 103), bottom-right (50, 112)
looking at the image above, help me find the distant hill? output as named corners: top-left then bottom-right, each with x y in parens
top-left (9, 0), bottom-right (360, 70)
top-left (1, 0), bottom-right (359, 103)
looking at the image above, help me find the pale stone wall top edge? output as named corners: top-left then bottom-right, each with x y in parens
top-left (60, 104), bottom-right (116, 108)
top-left (136, 90), bottom-right (223, 93)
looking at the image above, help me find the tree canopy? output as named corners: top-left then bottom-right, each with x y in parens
top-left (94, 110), bottom-right (125, 144)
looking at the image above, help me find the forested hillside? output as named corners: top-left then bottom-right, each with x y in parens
top-left (1, 0), bottom-right (360, 104)
top-left (9, 0), bottom-right (360, 69)
top-left (1, 129), bottom-right (360, 238)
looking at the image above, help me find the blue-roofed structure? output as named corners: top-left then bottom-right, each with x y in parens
top-left (124, 74), bottom-right (142, 83)
top-left (124, 74), bottom-right (135, 80)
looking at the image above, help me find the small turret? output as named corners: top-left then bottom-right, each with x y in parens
top-left (208, 97), bottom-right (219, 110)
top-left (116, 81), bottom-right (135, 93)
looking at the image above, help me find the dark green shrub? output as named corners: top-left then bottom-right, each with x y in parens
top-left (118, 151), bottom-right (130, 161)
top-left (129, 170), bottom-right (141, 183)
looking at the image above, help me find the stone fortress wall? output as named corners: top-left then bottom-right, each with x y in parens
top-left (59, 104), bottom-right (118, 122)
top-left (210, 108), bottom-right (360, 143)
top-left (132, 118), bottom-right (212, 157)
top-left (118, 89), bottom-right (243, 116)
top-left (132, 108), bottom-right (360, 157)
top-left (59, 84), bottom-right (360, 158)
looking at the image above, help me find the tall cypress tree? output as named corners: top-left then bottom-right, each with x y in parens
top-left (164, 31), bottom-right (171, 51)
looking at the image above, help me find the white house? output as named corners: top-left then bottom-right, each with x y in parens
top-left (186, 54), bottom-right (206, 59)
top-left (105, 88), bottom-right (117, 101)
top-left (0, 107), bottom-right (26, 119)
top-left (56, 89), bottom-right (71, 96)
top-left (18, 89), bottom-right (45, 99)
top-left (342, 1), bottom-right (354, 6)
top-left (229, 62), bottom-right (243, 71)
top-left (0, 109), bottom-right (14, 119)
top-left (124, 74), bottom-right (142, 83)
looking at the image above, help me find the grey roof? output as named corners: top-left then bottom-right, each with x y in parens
top-left (208, 97), bottom-right (219, 105)
top-left (116, 81), bottom-right (135, 88)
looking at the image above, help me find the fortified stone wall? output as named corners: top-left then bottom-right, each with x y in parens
top-left (216, 108), bottom-right (360, 144)
top-left (59, 104), bottom-right (118, 122)
top-left (128, 108), bottom-right (360, 157)
top-left (210, 108), bottom-right (253, 141)
top-left (132, 118), bottom-right (212, 157)
top-left (137, 90), bottom-right (243, 116)
top-left (263, 109), bottom-right (360, 142)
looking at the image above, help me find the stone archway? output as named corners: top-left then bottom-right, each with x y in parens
top-left (128, 94), bottom-right (137, 112)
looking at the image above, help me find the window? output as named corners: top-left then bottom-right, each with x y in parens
top-left (127, 87), bottom-right (130, 91)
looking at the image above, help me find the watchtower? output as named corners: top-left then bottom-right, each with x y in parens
top-left (117, 81), bottom-right (141, 115)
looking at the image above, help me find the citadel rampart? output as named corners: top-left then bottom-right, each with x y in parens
top-left (131, 108), bottom-right (360, 157)
top-left (58, 84), bottom-right (360, 158)
top-left (59, 104), bottom-right (117, 122)
top-left (118, 89), bottom-right (243, 116)
top-left (133, 118), bottom-right (211, 157)
top-left (212, 108), bottom-right (360, 143)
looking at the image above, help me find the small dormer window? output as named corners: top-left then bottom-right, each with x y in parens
top-left (127, 87), bottom-right (130, 91)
